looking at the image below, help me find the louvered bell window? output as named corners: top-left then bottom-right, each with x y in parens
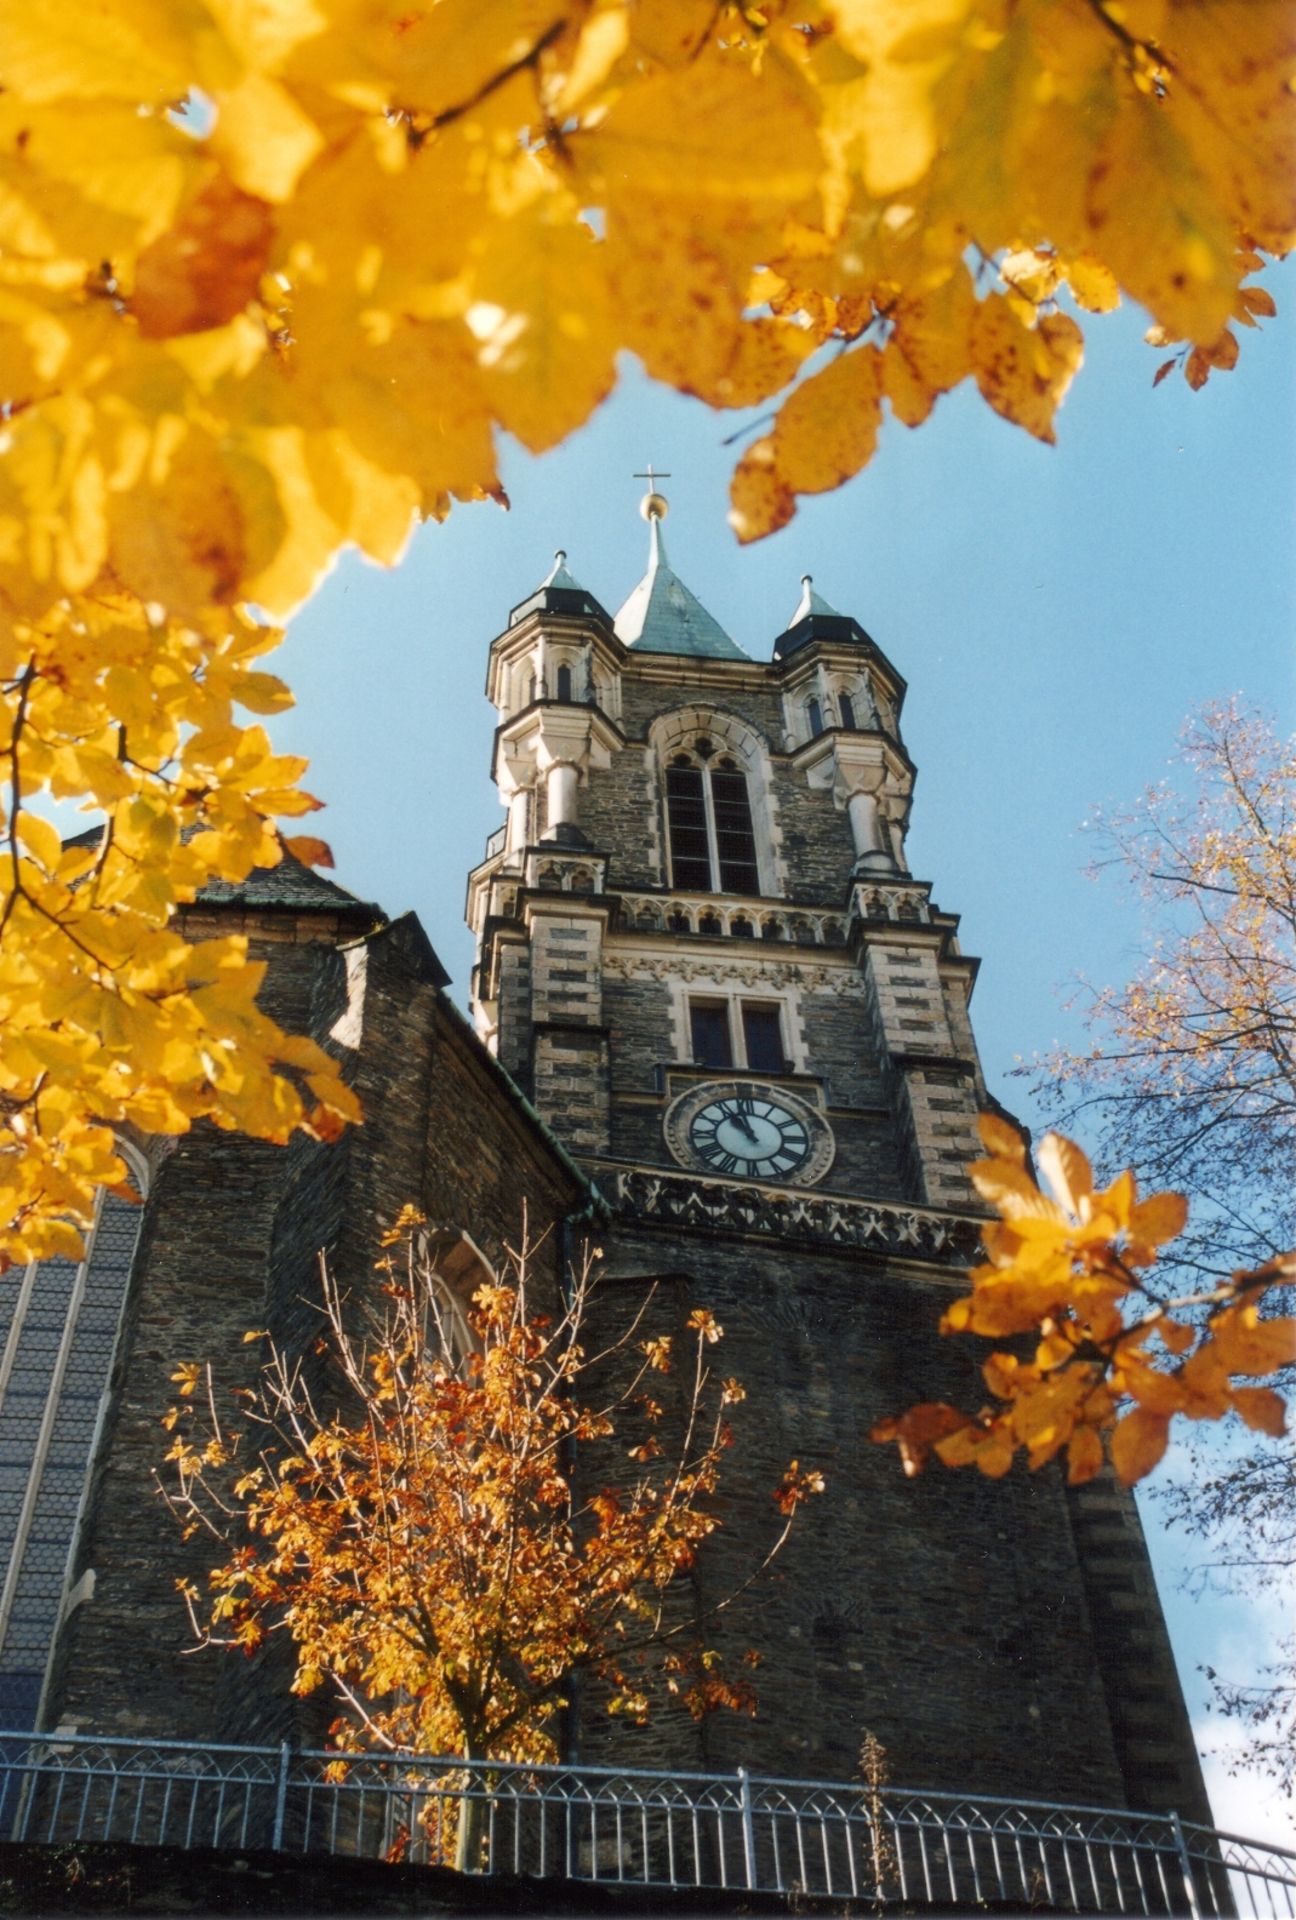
top-left (666, 755), bottom-right (759, 895)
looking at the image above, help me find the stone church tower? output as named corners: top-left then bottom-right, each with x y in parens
top-left (11, 491), bottom-right (1209, 1835)
top-left (466, 489), bottom-right (1211, 1815)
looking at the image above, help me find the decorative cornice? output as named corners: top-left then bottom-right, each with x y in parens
top-left (614, 892), bottom-right (853, 949)
top-left (602, 949), bottom-right (868, 995)
top-left (587, 1159), bottom-right (982, 1266)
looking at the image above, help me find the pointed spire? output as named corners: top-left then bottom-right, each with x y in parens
top-left (785, 573), bottom-right (840, 630)
top-left (540, 547), bottom-right (583, 592)
top-left (771, 569), bottom-right (875, 660)
top-left (614, 484), bottom-right (749, 661)
top-left (507, 547), bottom-right (610, 630)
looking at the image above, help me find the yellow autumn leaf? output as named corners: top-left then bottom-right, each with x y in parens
top-left (770, 344), bottom-right (884, 496)
top-left (970, 1156), bottom-right (1064, 1222)
top-left (976, 1111), bottom-right (1027, 1166)
top-left (882, 269), bottom-right (977, 427)
top-left (15, 811), bottom-right (62, 871)
top-left (969, 297), bottom-right (1084, 444)
top-left (282, 835), bottom-right (334, 869)
top-left (1211, 1306), bottom-right (1296, 1378)
top-left (1063, 255), bottom-right (1121, 315)
top-left (132, 176), bottom-right (276, 341)
top-left (1229, 1387), bottom-right (1287, 1438)
top-left (1035, 1132), bottom-right (1094, 1216)
top-left (1065, 1424), bottom-right (1104, 1486)
top-left (728, 436), bottom-right (796, 546)
top-left (468, 206), bottom-right (617, 454)
top-left (0, 0), bottom-right (195, 105)
top-left (1161, 0), bottom-right (1296, 257)
top-left (828, 0), bottom-right (976, 197)
top-left (1085, 85), bottom-right (1239, 344)
top-left (1127, 1190), bottom-right (1189, 1248)
top-left (209, 71), bottom-right (324, 205)
top-left (581, 58), bottom-right (821, 228)
top-left (1110, 1406), bottom-right (1171, 1486)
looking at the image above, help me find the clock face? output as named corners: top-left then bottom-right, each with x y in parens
top-left (663, 1081), bottom-right (835, 1186)
top-left (690, 1093), bottom-right (810, 1182)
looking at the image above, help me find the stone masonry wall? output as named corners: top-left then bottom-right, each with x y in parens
top-left (576, 673), bottom-right (865, 909)
top-left (47, 930), bottom-right (345, 1744)
top-left (580, 755), bottom-right (661, 892)
top-left (861, 943), bottom-right (982, 1206)
top-left (527, 907), bottom-right (611, 1155)
top-left (47, 910), bottom-right (586, 1749)
top-left (574, 1219), bottom-right (1166, 1817)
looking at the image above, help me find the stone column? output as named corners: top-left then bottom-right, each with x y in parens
top-left (544, 761), bottom-right (580, 838)
top-left (505, 787), bottom-right (530, 859)
top-left (846, 788), bottom-right (894, 874)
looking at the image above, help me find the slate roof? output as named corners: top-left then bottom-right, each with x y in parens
top-left (195, 852), bottom-right (380, 916)
top-left (62, 824), bottom-right (381, 917)
top-left (508, 550), bottom-right (612, 629)
top-left (784, 575), bottom-right (841, 628)
top-left (614, 517), bottom-right (750, 661)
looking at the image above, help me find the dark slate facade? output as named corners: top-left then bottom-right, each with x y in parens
top-left (17, 513), bottom-right (1209, 1830)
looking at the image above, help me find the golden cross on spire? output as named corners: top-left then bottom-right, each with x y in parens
top-left (634, 463), bottom-right (671, 522)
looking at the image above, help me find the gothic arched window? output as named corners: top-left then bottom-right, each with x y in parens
top-left (838, 691), bottom-right (856, 730)
top-left (665, 750), bottom-right (759, 895)
top-left (555, 662), bottom-right (573, 702)
top-left (807, 696), bottom-right (825, 737)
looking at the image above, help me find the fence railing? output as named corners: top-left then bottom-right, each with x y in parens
top-left (1, 1731), bottom-right (1293, 1916)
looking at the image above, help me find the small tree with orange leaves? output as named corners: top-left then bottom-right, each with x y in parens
top-left (162, 1215), bottom-right (820, 1864)
top-left (872, 1116), bottom-right (1295, 1489)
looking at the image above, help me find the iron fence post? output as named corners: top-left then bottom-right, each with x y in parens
top-left (1168, 1809), bottom-right (1201, 1920)
top-left (737, 1767), bottom-right (756, 1890)
top-left (271, 1742), bottom-right (291, 1853)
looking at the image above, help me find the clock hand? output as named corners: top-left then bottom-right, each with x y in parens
top-left (731, 1112), bottom-right (759, 1143)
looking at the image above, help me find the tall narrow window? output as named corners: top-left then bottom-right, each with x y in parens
top-left (687, 998), bottom-right (786, 1073)
top-left (690, 1001), bottom-right (733, 1069)
top-left (665, 752), bottom-right (759, 895)
top-left (742, 1003), bottom-right (785, 1073)
top-left (711, 764), bottom-right (758, 893)
top-left (838, 691), bottom-right (856, 730)
top-left (807, 696), bottom-right (824, 737)
top-left (555, 663), bottom-right (573, 702)
top-left (666, 761), bottom-right (712, 890)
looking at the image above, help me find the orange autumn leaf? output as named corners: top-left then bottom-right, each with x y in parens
top-left (873, 1123), bottom-right (1294, 1489)
top-left (1110, 1407), bottom-right (1171, 1486)
top-left (133, 176), bottom-right (276, 339)
top-left (282, 835), bottom-right (335, 869)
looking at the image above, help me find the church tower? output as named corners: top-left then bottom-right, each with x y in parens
top-left (468, 488), bottom-right (1211, 1817)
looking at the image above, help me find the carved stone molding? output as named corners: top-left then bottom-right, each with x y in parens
top-left (848, 881), bottom-right (933, 926)
top-left (615, 894), bottom-right (849, 951)
top-left (602, 950), bottom-right (868, 996)
top-left (588, 1160), bottom-right (982, 1266)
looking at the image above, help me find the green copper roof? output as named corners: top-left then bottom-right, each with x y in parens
top-left (614, 516), bottom-right (749, 661)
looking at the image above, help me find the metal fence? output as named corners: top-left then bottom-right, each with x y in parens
top-left (1, 1731), bottom-right (1293, 1916)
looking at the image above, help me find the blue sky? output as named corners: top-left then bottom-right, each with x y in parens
top-left (272, 270), bottom-right (1295, 1839)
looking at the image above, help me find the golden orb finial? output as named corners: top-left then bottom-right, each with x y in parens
top-left (634, 463), bottom-right (672, 524)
